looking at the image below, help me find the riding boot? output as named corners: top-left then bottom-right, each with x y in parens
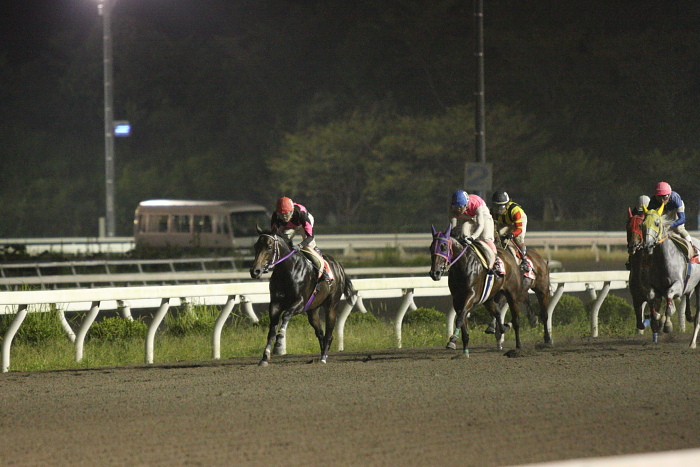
top-left (519, 245), bottom-right (531, 272)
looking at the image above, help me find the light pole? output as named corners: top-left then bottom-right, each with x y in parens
top-left (95, 0), bottom-right (116, 237)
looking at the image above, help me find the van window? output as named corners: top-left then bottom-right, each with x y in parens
top-left (148, 215), bottom-right (169, 232)
top-left (215, 215), bottom-right (229, 234)
top-left (194, 215), bottom-right (213, 233)
top-left (231, 210), bottom-right (268, 237)
top-left (173, 215), bottom-right (190, 233)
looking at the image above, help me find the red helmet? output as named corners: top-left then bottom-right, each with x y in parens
top-left (275, 197), bottom-right (294, 214)
top-left (654, 182), bottom-right (671, 196)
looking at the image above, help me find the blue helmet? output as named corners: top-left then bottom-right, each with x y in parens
top-left (451, 190), bottom-right (468, 207)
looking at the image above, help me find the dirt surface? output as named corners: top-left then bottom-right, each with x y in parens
top-left (2, 334), bottom-right (700, 466)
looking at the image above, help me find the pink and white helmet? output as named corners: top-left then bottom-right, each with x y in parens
top-left (654, 182), bottom-right (671, 196)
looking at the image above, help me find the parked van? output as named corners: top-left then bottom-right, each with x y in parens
top-left (133, 200), bottom-right (269, 250)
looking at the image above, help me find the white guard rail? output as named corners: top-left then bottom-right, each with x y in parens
top-left (1, 271), bottom-right (631, 372)
top-left (0, 231), bottom-right (659, 256)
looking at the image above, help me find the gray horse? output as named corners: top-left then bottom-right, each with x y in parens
top-left (641, 207), bottom-right (700, 343)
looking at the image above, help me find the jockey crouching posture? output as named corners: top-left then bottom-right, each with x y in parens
top-left (448, 190), bottom-right (504, 276)
top-left (647, 182), bottom-right (699, 259)
top-left (491, 191), bottom-right (530, 273)
top-left (270, 197), bottom-right (333, 284)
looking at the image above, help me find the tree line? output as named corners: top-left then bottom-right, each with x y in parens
top-left (1, 0), bottom-right (699, 237)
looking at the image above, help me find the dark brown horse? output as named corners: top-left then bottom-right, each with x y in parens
top-left (496, 236), bottom-right (553, 345)
top-left (249, 228), bottom-right (356, 366)
top-left (626, 208), bottom-right (656, 332)
top-left (429, 224), bottom-right (525, 355)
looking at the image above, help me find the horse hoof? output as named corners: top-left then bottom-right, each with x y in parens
top-left (664, 321), bottom-right (673, 333)
top-left (446, 342), bottom-right (457, 350)
top-left (258, 360), bottom-right (269, 367)
top-left (653, 332), bottom-right (659, 343)
top-left (643, 319), bottom-right (650, 328)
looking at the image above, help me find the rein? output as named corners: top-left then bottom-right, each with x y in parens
top-left (432, 235), bottom-right (468, 271)
top-left (260, 234), bottom-right (297, 273)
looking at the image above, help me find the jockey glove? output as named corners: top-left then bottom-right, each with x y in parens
top-left (293, 244), bottom-right (302, 252)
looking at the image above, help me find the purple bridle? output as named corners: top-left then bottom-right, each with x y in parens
top-left (430, 224), bottom-right (468, 270)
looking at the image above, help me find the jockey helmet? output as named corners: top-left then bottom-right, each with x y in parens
top-left (636, 195), bottom-right (650, 210)
top-left (275, 197), bottom-right (294, 214)
top-left (451, 190), bottom-right (468, 207)
top-left (492, 191), bottom-right (510, 205)
top-left (654, 182), bottom-right (671, 196)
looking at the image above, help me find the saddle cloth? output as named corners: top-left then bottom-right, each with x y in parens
top-left (669, 234), bottom-right (700, 264)
top-left (505, 244), bottom-right (536, 280)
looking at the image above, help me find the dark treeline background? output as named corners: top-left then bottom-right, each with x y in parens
top-left (1, 0), bottom-right (700, 237)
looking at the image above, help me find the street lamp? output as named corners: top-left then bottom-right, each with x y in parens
top-left (95, 0), bottom-right (116, 237)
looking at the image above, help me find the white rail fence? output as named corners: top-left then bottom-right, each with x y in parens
top-left (0, 271), bottom-right (637, 372)
top-left (0, 231), bottom-right (645, 258)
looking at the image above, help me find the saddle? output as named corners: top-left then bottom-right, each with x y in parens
top-left (668, 234), bottom-right (700, 264)
top-left (300, 249), bottom-right (334, 281)
top-left (469, 240), bottom-right (504, 274)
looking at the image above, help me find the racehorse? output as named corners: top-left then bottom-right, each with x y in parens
top-left (496, 236), bottom-right (553, 345)
top-left (429, 224), bottom-right (525, 354)
top-left (641, 207), bottom-right (700, 342)
top-left (627, 208), bottom-right (657, 332)
top-left (249, 228), bottom-right (356, 366)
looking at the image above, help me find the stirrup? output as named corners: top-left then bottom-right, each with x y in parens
top-left (520, 261), bottom-right (531, 272)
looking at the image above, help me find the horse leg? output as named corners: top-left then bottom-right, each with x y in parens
top-left (447, 293), bottom-right (472, 350)
top-left (259, 304), bottom-right (282, 367)
top-left (664, 297), bottom-right (675, 334)
top-left (505, 294), bottom-right (522, 350)
top-left (459, 320), bottom-right (470, 356)
top-left (306, 307), bottom-right (327, 363)
top-left (691, 306), bottom-right (700, 349)
top-left (273, 309), bottom-right (297, 355)
top-left (320, 304), bottom-right (339, 363)
top-left (535, 286), bottom-right (553, 345)
top-left (485, 300), bottom-right (507, 351)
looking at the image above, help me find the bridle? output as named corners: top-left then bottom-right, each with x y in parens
top-left (430, 229), bottom-right (468, 274)
top-left (627, 213), bottom-right (644, 254)
top-left (258, 234), bottom-right (296, 273)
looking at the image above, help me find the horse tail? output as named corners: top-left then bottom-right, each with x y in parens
top-left (344, 275), bottom-right (358, 305)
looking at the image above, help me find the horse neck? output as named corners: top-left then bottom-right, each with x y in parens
top-left (449, 242), bottom-right (481, 276)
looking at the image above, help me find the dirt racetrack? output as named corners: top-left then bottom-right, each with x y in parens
top-left (1, 334), bottom-right (700, 466)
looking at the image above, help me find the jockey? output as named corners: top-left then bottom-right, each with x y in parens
top-left (632, 195), bottom-right (650, 217)
top-left (270, 197), bottom-right (332, 283)
top-left (646, 182), bottom-right (696, 257)
top-left (448, 189), bottom-right (503, 276)
top-left (491, 191), bottom-right (530, 272)
top-left (625, 194), bottom-right (651, 270)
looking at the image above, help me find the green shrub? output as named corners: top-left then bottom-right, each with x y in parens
top-left (88, 317), bottom-right (147, 341)
top-left (403, 307), bottom-right (444, 325)
top-left (346, 310), bottom-right (381, 324)
top-left (0, 308), bottom-right (65, 344)
top-left (587, 293), bottom-right (634, 324)
top-left (164, 304), bottom-right (219, 336)
top-left (552, 294), bottom-right (586, 325)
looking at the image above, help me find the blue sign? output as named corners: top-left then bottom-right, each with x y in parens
top-left (114, 121), bottom-right (131, 136)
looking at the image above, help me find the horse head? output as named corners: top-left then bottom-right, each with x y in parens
top-left (250, 230), bottom-right (291, 278)
top-left (626, 207), bottom-right (644, 254)
top-left (641, 205), bottom-right (666, 252)
top-left (429, 224), bottom-right (454, 281)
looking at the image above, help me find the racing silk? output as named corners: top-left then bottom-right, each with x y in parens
top-left (496, 201), bottom-right (526, 238)
top-left (448, 194), bottom-right (493, 241)
top-left (648, 191), bottom-right (685, 229)
top-left (270, 203), bottom-right (314, 247)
